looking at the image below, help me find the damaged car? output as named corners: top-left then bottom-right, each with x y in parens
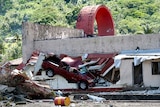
top-left (41, 54), bottom-right (95, 90)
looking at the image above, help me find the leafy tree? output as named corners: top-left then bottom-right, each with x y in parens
top-left (0, 0), bottom-right (160, 63)
top-left (0, 0), bottom-right (13, 15)
top-left (30, 0), bottom-right (68, 26)
top-left (66, 6), bottom-right (82, 28)
top-left (0, 38), bottom-right (4, 54)
top-left (143, 24), bottom-right (154, 34)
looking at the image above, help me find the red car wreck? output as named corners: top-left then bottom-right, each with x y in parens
top-left (24, 51), bottom-right (123, 92)
top-left (42, 56), bottom-right (95, 90)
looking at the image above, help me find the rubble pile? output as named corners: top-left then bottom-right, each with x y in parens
top-left (0, 63), bottom-right (55, 104)
top-left (0, 50), bottom-right (119, 105)
top-left (1, 50), bottom-right (160, 106)
top-left (22, 50), bottom-right (118, 90)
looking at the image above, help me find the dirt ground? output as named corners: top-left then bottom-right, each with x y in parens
top-left (2, 100), bottom-right (159, 107)
top-left (1, 95), bottom-right (160, 107)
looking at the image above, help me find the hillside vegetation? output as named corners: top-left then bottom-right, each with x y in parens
top-left (0, 0), bottom-right (160, 63)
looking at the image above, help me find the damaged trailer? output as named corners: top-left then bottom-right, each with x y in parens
top-left (114, 49), bottom-right (160, 88)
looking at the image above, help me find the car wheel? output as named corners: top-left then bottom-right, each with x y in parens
top-left (46, 69), bottom-right (54, 77)
top-left (78, 81), bottom-right (88, 90)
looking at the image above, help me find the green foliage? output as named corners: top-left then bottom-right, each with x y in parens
top-left (107, 0), bottom-right (160, 35)
top-left (66, 6), bottom-right (82, 28)
top-left (0, 0), bottom-right (160, 63)
top-left (0, 36), bottom-right (22, 63)
top-left (0, 0), bottom-right (13, 15)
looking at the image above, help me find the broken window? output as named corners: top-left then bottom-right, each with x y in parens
top-left (152, 62), bottom-right (160, 75)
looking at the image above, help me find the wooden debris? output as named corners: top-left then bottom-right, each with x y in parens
top-left (0, 65), bottom-right (55, 100)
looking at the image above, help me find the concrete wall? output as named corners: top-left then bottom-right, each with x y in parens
top-left (22, 22), bottom-right (160, 63)
top-left (118, 59), bottom-right (133, 86)
top-left (118, 58), bottom-right (160, 87)
top-left (46, 75), bottom-right (77, 89)
top-left (143, 60), bottom-right (160, 87)
top-left (22, 22), bottom-right (84, 63)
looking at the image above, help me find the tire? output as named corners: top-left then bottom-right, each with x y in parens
top-left (46, 69), bottom-right (54, 77)
top-left (78, 81), bottom-right (88, 90)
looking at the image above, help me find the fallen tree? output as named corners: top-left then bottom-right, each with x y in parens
top-left (0, 64), bottom-right (55, 100)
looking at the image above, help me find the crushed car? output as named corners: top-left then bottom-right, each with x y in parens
top-left (42, 53), bottom-right (95, 90)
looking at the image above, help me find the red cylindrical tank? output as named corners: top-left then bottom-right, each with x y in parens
top-left (76, 5), bottom-right (114, 36)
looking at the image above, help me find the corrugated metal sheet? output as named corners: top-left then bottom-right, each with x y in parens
top-left (115, 49), bottom-right (160, 68)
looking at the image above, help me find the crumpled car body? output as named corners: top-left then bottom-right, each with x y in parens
top-left (42, 61), bottom-right (95, 90)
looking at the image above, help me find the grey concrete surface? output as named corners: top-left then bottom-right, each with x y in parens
top-left (13, 100), bottom-right (160, 107)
